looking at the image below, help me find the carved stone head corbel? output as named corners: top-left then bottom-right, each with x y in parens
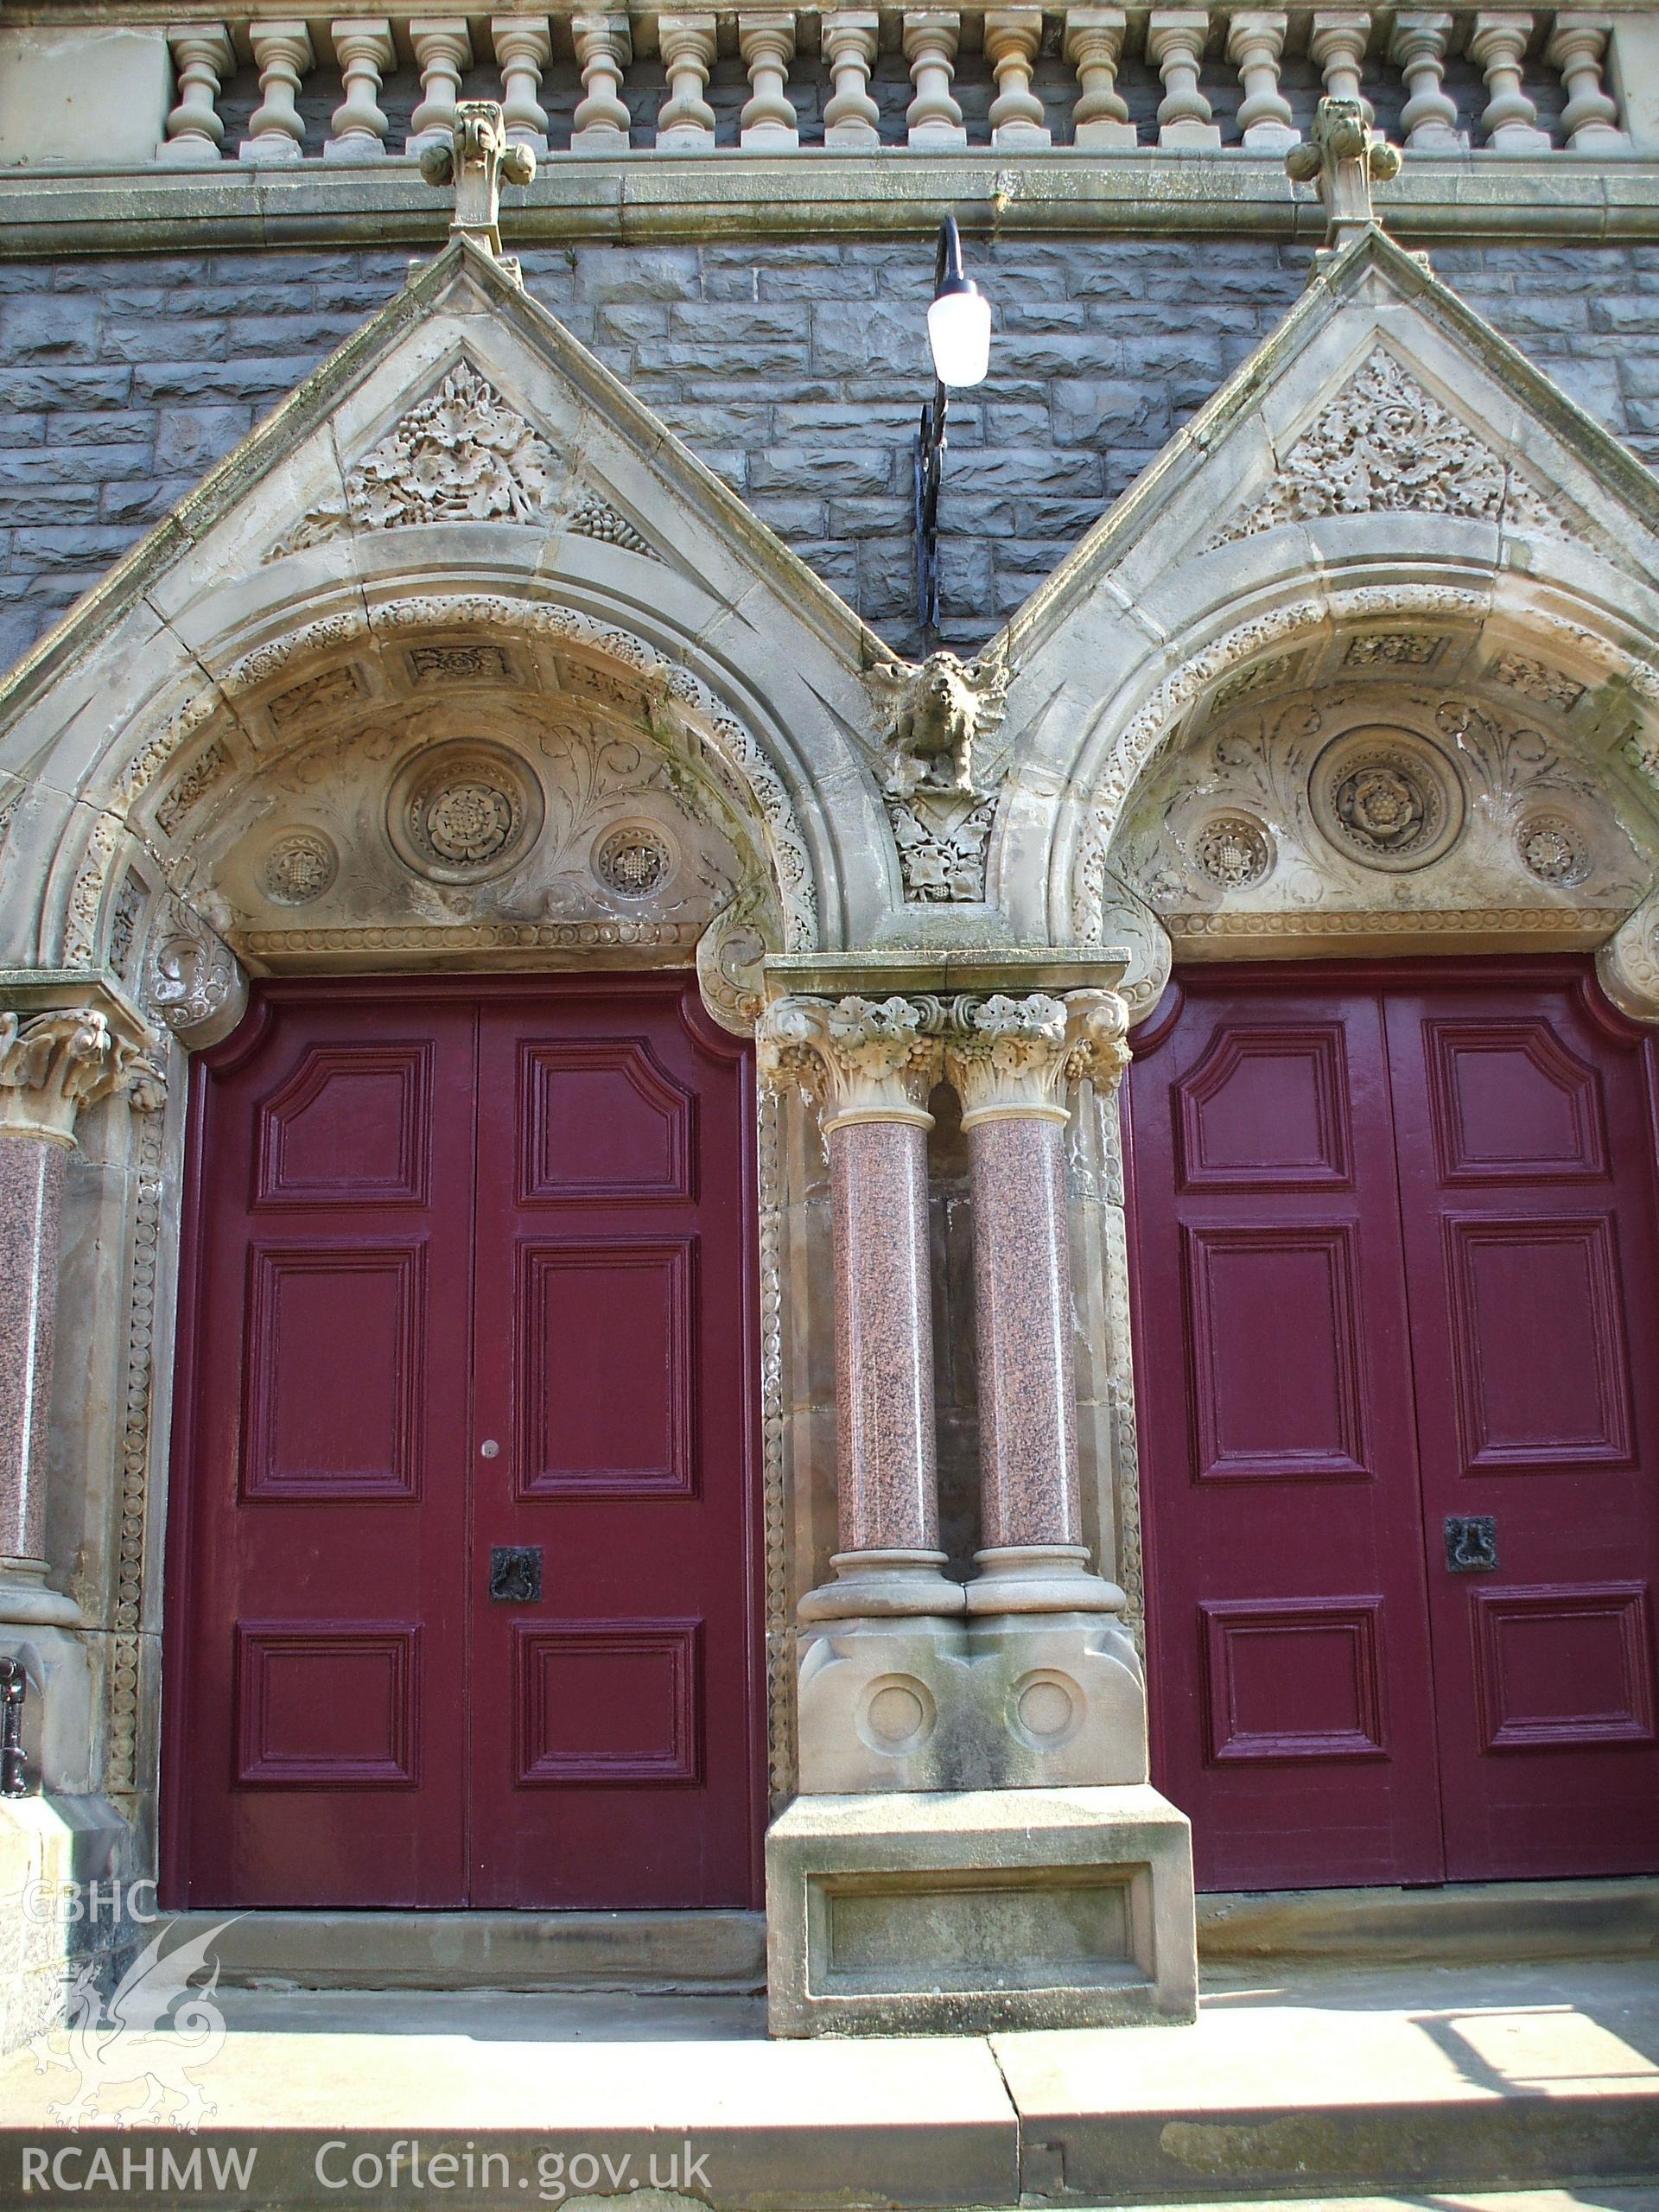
top-left (869, 649), bottom-right (1009, 905)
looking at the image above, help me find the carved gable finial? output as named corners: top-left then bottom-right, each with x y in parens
top-left (420, 99), bottom-right (536, 268)
top-left (1286, 95), bottom-right (1402, 252)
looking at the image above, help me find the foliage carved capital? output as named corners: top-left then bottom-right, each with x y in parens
top-left (944, 988), bottom-right (1131, 1125)
top-left (756, 993), bottom-right (944, 1128)
top-left (0, 1007), bottom-right (163, 1146)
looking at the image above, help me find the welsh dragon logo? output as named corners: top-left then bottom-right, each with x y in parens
top-left (31, 1918), bottom-right (238, 2129)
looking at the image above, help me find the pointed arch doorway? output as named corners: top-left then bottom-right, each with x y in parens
top-left (1127, 956), bottom-right (1659, 1893)
top-left (161, 973), bottom-right (763, 1912)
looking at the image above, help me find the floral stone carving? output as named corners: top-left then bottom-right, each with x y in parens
top-left (268, 365), bottom-right (661, 563)
top-left (386, 739), bottom-right (543, 882)
top-left (143, 896), bottom-right (248, 1051)
top-left (1309, 726), bottom-right (1465, 871)
top-left (1193, 813), bottom-right (1274, 889)
top-left (1211, 347), bottom-right (1562, 545)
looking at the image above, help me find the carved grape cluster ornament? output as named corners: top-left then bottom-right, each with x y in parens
top-left (262, 830), bottom-right (338, 905)
top-left (1193, 813), bottom-right (1273, 890)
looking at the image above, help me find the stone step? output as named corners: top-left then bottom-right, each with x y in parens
top-left (164, 1906), bottom-right (767, 1993)
top-left (1198, 1876), bottom-right (1659, 1964)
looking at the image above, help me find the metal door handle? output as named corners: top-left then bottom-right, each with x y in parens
top-left (1444, 1516), bottom-right (1497, 1573)
top-left (489, 1545), bottom-right (543, 1603)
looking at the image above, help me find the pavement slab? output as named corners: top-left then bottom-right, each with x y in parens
top-left (0, 1961), bottom-right (1655, 2209)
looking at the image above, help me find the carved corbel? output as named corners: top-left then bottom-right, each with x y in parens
top-left (944, 988), bottom-right (1130, 1125)
top-left (1286, 93), bottom-right (1402, 251)
top-left (756, 993), bottom-right (944, 1128)
top-left (143, 897), bottom-right (249, 1052)
top-left (1598, 890), bottom-right (1659, 1023)
top-left (870, 650), bottom-right (1009, 906)
top-left (695, 880), bottom-right (776, 1038)
top-left (0, 1004), bottom-right (162, 1147)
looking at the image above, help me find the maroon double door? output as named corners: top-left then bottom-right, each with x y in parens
top-left (1128, 958), bottom-right (1659, 1892)
top-left (163, 976), bottom-right (760, 1911)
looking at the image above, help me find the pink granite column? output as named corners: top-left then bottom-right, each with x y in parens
top-left (0, 1002), bottom-right (161, 1627)
top-left (759, 994), bottom-right (962, 1620)
top-left (948, 989), bottom-right (1130, 1615)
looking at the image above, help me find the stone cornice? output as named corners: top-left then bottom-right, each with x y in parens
top-left (6, 153), bottom-right (1659, 254)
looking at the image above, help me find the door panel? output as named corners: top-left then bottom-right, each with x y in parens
top-left (1383, 977), bottom-right (1659, 1880)
top-left (1127, 982), bottom-right (1444, 1891)
top-left (1131, 959), bottom-right (1659, 1891)
top-left (172, 995), bottom-right (476, 1908)
top-left (467, 984), bottom-right (754, 1910)
top-left (166, 978), bottom-right (759, 1913)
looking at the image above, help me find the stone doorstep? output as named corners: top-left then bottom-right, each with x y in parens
top-left (1197, 1877), bottom-right (1659, 1964)
top-left (162, 1907), bottom-right (769, 1993)
top-left (3, 1961), bottom-right (1658, 2209)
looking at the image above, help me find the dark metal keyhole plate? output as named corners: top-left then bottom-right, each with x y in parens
top-left (1444, 1515), bottom-right (1498, 1573)
top-left (489, 1545), bottom-right (543, 1603)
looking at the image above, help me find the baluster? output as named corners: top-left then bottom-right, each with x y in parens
top-left (986, 10), bottom-right (1051, 145)
top-left (493, 16), bottom-right (552, 152)
top-left (1548, 12), bottom-right (1628, 151)
top-left (1470, 10), bottom-right (1552, 149)
top-left (1389, 11), bottom-right (1463, 149)
top-left (823, 10), bottom-right (881, 148)
top-left (571, 13), bottom-right (633, 149)
top-left (159, 23), bottom-right (235, 164)
top-left (904, 11), bottom-right (968, 149)
top-left (1310, 10), bottom-right (1374, 124)
top-left (658, 14), bottom-right (719, 147)
top-left (326, 17), bottom-right (395, 160)
top-left (1227, 11), bottom-right (1296, 150)
top-left (407, 18), bottom-right (473, 154)
top-left (1147, 10), bottom-right (1221, 147)
top-left (1064, 8), bottom-right (1135, 149)
top-left (240, 19), bottom-right (313, 162)
top-left (739, 10), bottom-right (800, 149)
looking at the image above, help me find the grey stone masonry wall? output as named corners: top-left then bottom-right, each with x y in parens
top-left (0, 238), bottom-right (1652, 666)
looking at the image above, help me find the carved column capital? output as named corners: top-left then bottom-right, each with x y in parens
top-left (0, 1008), bottom-right (162, 1147)
top-left (757, 993), bottom-right (944, 1131)
top-left (945, 988), bottom-right (1129, 1127)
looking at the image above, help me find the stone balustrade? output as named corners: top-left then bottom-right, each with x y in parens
top-left (0, 6), bottom-right (1649, 166)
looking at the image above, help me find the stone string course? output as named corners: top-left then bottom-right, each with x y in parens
top-left (0, 236), bottom-right (1654, 661)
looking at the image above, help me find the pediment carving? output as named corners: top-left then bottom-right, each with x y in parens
top-left (267, 361), bottom-right (659, 563)
top-left (1211, 347), bottom-right (1562, 546)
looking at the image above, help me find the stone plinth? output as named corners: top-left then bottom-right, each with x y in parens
top-left (766, 1784), bottom-right (1198, 2036)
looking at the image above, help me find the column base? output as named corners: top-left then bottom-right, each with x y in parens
top-left (965, 1543), bottom-right (1125, 1614)
top-left (798, 1549), bottom-right (967, 1623)
top-left (0, 1558), bottom-right (79, 1628)
top-left (766, 1784), bottom-right (1197, 2036)
top-left (797, 1607), bottom-right (1147, 1793)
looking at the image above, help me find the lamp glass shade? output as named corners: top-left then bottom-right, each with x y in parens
top-left (926, 287), bottom-right (992, 389)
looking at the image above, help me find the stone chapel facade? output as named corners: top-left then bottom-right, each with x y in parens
top-left (3, 3), bottom-right (1659, 2045)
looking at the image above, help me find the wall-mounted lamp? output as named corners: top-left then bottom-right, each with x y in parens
top-left (914, 217), bottom-right (992, 639)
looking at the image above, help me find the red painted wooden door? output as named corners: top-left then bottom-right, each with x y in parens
top-left (163, 976), bottom-right (760, 1912)
top-left (1128, 959), bottom-right (1659, 1891)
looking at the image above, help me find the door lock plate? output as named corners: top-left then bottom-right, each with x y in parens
top-left (1444, 1515), bottom-right (1497, 1573)
top-left (489, 1545), bottom-right (543, 1603)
